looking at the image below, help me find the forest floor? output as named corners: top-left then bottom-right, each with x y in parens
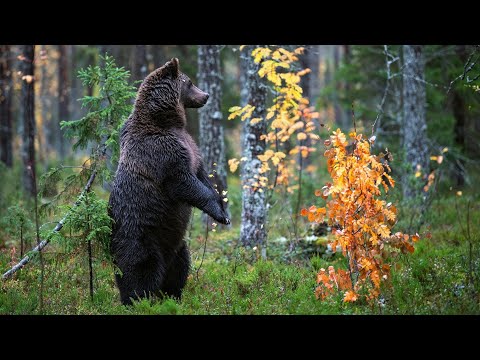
top-left (1, 181), bottom-right (479, 315)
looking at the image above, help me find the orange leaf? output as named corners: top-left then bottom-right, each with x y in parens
top-left (412, 233), bottom-right (420, 242)
top-left (300, 208), bottom-right (308, 217)
top-left (343, 290), bottom-right (358, 303)
top-left (314, 189), bottom-right (322, 197)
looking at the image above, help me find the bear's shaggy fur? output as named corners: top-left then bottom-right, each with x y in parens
top-left (108, 58), bottom-right (230, 305)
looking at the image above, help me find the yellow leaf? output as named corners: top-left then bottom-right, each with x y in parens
top-left (442, 147), bottom-right (449, 153)
top-left (294, 47), bottom-right (305, 55)
top-left (239, 45), bottom-right (246, 51)
top-left (377, 224), bottom-right (390, 238)
top-left (275, 151), bottom-right (286, 159)
top-left (430, 156), bottom-right (438, 161)
top-left (272, 156), bottom-right (280, 166)
top-left (22, 75), bottom-right (33, 83)
top-left (250, 117), bottom-right (262, 125)
top-left (257, 154), bottom-right (270, 162)
top-left (415, 171), bottom-right (422, 178)
top-left (456, 191), bottom-right (462, 196)
top-left (297, 132), bottom-right (307, 141)
top-left (266, 111), bottom-right (275, 120)
top-left (228, 158), bottom-right (239, 173)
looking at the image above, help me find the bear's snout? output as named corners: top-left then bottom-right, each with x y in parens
top-left (202, 93), bottom-right (210, 104)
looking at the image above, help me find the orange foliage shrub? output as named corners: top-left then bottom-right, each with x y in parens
top-left (301, 129), bottom-right (420, 302)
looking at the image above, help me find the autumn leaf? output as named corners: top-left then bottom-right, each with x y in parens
top-left (22, 75), bottom-right (33, 83)
top-left (297, 132), bottom-right (307, 141)
top-left (228, 158), bottom-right (240, 173)
top-left (412, 233), bottom-right (420, 242)
top-left (343, 291), bottom-right (358, 303)
top-left (314, 189), bottom-right (322, 197)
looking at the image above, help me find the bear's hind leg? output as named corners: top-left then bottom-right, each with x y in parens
top-left (116, 256), bottom-right (165, 305)
top-left (160, 243), bottom-right (190, 300)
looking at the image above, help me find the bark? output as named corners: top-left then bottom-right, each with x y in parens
top-left (240, 45), bottom-right (268, 253)
top-left (402, 45), bottom-right (429, 199)
top-left (333, 45), bottom-right (345, 129)
top-left (452, 90), bottom-right (465, 186)
top-left (197, 45), bottom-right (230, 225)
top-left (40, 45), bottom-right (53, 160)
top-left (0, 45), bottom-right (13, 167)
top-left (58, 44), bottom-right (69, 159)
top-left (451, 45), bottom-right (468, 187)
top-left (20, 45), bottom-right (36, 197)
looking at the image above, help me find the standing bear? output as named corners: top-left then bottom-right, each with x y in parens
top-left (108, 58), bottom-right (230, 305)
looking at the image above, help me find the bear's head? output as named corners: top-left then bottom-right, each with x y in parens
top-left (135, 58), bottom-right (209, 127)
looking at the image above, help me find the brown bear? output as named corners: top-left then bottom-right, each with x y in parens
top-left (108, 58), bottom-right (230, 305)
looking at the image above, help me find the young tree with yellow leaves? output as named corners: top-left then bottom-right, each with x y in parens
top-left (229, 46), bottom-right (319, 254)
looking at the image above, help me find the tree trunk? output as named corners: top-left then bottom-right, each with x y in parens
top-left (240, 45), bottom-right (268, 254)
top-left (58, 45), bottom-right (69, 159)
top-left (20, 45), bottom-right (36, 197)
top-left (333, 45), bottom-right (345, 129)
top-left (402, 45), bottom-right (429, 199)
top-left (0, 45), bottom-right (13, 167)
top-left (133, 45), bottom-right (148, 85)
top-left (39, 46), bottom-right (53, 161)
top-left (450, 45), bottom-right (469, 187)
top-left (197, 45), bottom-right (230, 226)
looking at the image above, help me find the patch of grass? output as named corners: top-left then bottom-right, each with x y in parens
top-left (1, 170), bottom-right (479, 315)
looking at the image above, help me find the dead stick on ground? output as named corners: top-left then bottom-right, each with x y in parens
top-left (2, 170), bottom-right (98, 280)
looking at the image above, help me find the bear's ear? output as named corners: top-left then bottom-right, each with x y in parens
top-left (164, 58), bottom-right (179, 79)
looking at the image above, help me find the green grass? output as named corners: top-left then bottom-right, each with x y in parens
top-left (1, 168), bottom-right (480, 315)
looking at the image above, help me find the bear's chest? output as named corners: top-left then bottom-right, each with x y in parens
top-left (178, 131), bottom-right (200, 173)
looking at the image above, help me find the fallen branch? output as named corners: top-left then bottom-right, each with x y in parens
top-left (2, 170), bottom-right (97, 280)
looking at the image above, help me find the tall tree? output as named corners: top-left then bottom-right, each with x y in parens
top-left (240, 46), bottom-right (268, 252)
top-left (0, 45), bottom-right (13, 167)
top-left (299, 46), bottom-right (316, 166)
top-left (402, 45), bottom-right (429, 199)
top-left (451, 45), bottom-right (469, 187)
top-left (20, 45), bottom-right (36, 197)
top-left (133, 45), bottom-right (148, 85)
top-left (58, 45), bottom-right (69, 159)
top-left (197, 45), bottom-right (230, 225)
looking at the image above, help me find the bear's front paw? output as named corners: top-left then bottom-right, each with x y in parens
top-left (216, 216), bottom-right (230, 225)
